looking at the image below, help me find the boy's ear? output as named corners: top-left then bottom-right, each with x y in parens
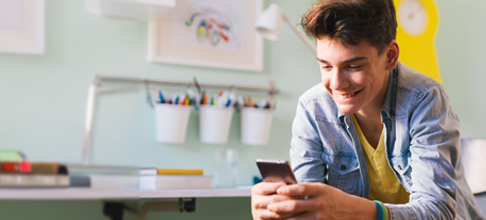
top-left (385, 40), bottom-right (399, 71)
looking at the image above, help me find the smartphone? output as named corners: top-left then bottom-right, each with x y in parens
top-left (256, 159), bottom-right (297, 185)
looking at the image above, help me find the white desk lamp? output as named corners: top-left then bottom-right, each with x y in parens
top-left (255, 4), bottom-right (317, 54)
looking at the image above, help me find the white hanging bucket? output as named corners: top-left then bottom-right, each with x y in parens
top-left (154, 103), bottom-right (192, 143)
top-left (199, 106), bottom-right (234, 144)
top-left (241, 107), bottom-right (273, 145)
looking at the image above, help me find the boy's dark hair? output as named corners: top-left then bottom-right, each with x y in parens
top-left (301, 0), bottom-right (397, 54)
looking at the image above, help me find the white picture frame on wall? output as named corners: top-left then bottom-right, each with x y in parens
top-left (148, 0), bottom-right (263, 71)
top-left (0, 0), bottom-right (45, 54)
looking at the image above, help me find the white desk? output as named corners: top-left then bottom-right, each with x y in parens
top-left (0, 188), bottom-right (251, 200)
top-left (0, 187), bottom-right (252, 220)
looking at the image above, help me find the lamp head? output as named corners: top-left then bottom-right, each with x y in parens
top-left (255, 4), bottom-right (283, 41)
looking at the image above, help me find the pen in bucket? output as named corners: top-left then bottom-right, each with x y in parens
top-left (212, 95), bottom-right (217, 106)
top-left (226, 91), bottom-right (235, 107)
top-left (217, 91), bottom-right (228, 108)
top-left (238, 96), bottom-right (245, 108)
top-left (235, 95), bottom-right (275, 109)
top-left (197, 91), bottom-right (236, 107)
top-left (203, 93), bottom-right (208, 105)
top-left (214, 91), bottom-right (223, 107)
top-left (178, 94), bottom-right (186, 105)
top-left (156, 88), bottom-right (165, 103)
top-left (171, 93), bottom-right (177, 104)
top-left (249, 97), bottom-right (255, 108)
top-left (200, 91), bottom-right (206, 105)
top-left (185, 95), bottom-right (190, 106)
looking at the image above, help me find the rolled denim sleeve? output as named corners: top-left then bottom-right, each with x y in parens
top-left (387, 83), bottom-right (460, 220)
top-left (290, 95), bottom-right (327, 184)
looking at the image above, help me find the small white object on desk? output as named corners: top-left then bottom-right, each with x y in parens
top-left (139, 175), bottom-right (213, 190)
top-left (476, 193), bottom-right (486, 216)
top-left (461, 139), bottom-right (486, 194)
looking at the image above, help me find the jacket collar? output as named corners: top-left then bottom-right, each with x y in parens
top-left (381, 64), bottom-right (399, 121)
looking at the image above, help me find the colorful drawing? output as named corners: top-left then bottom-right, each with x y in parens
top-left (150, 0), bottom-right (262, 71)
top-left (169, 0), bottom-right (244, 52)
top-left (185, 9), bottom-right (233, 46)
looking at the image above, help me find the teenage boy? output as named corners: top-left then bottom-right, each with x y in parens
top-left (251, 0), bottom-right (485, 219)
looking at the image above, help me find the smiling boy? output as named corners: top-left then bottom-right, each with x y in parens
top-left (251, 0), bottom-right (485, 219)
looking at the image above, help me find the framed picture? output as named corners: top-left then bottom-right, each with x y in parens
top-left (148, 0), bottom-right (263, 71)
top-left (0, 0), bottom-right (45, 54)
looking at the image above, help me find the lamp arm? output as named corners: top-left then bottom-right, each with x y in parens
top-left (282, 15), bottom-right (317, 55)
top-left (82, 75), bottom-right (100, 165)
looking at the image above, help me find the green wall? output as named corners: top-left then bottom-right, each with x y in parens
top-left (435, 0), bottom-right (486, 138)
top-left (0, 0), bottom-right (484, 219)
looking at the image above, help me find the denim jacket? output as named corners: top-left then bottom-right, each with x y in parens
top-left (290, 62), bottom-right (485, 220)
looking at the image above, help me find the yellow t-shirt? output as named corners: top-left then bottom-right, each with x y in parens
top-left (352, 115), bottom-right (410, 204)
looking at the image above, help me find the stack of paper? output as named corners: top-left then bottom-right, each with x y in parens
top-left (67, 164), bottom-right (139, 189)
top-left (139, 168), bottom-right (213, 190)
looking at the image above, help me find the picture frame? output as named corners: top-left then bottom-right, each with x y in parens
top-left (148, 0), bottom-right (263, 71)
top-left (0, 0), bottom-right (45, 54)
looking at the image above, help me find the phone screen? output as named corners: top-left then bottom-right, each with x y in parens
top-left (256, 159), bottom-right (297, 185)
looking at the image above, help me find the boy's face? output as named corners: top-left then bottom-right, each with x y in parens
top-left (316, 38), bottom-right (394, 115)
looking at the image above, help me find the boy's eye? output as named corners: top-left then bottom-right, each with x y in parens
top-left (321, 65), bottom-right (332, 70)
top-left (348, 65), bottom-right (362, 70)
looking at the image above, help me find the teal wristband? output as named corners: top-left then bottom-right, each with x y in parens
top-left (374, 200), bottom-right (388, 220)
top-left (372, 201), bottom-right (383, 220)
